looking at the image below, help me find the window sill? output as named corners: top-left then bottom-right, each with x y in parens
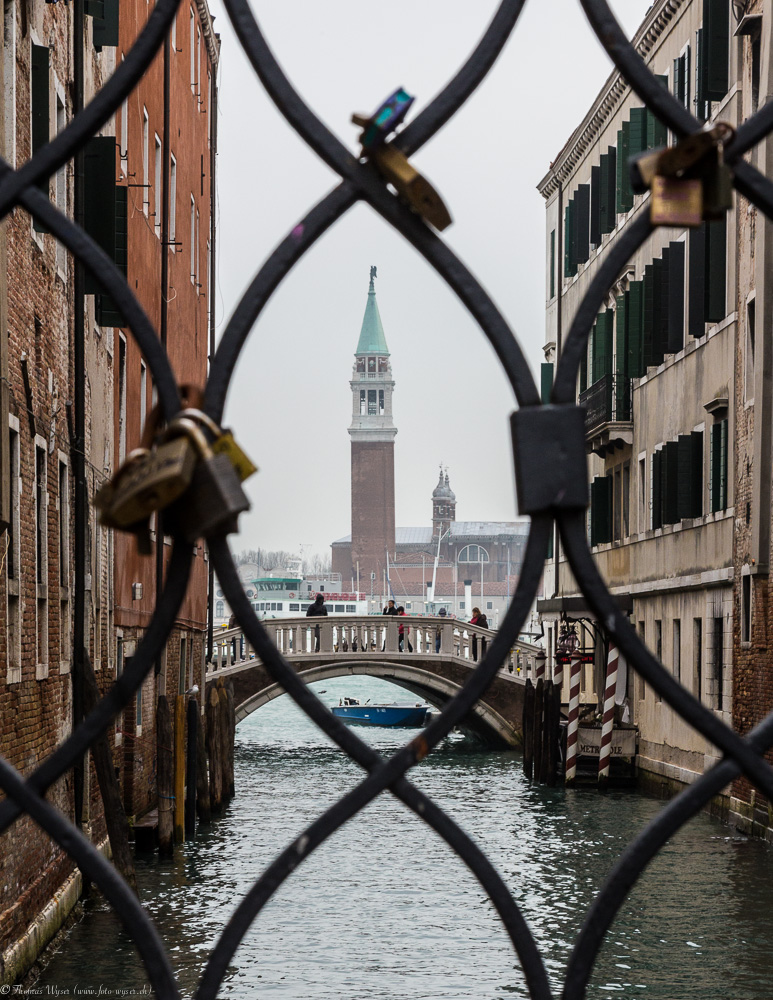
top-left (7, 666), bottom-right (21, 685)
top-left (59, 660), bottom-right (70, 674)
top-left (36, 663), bottom-right (49, 681)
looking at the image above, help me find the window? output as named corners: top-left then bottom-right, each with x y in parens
top-left (486, 602), bottom-right (493, 610)
top-left (693, 618), bottom-right (702, 701)
top-left (169, 155), bottom-right (177, 242)
top-left (367, 389), bottom-right (377, 415)
top-left (136, 678), bottom-right (143, 728)
top-left (751, 30), bottom-right (761, 115)
top-left (673, 45), bottom-right (691, 109)
top-left (710, 418), bottom-right (728, 512)
top-left (698, 0), bottom-right (729, 103)
top-left (745, 298), bottom-right (756, 402)
top-left (196, 25), bottom-right (201, 97)
top-left (154, 134), bottom-right (162, 237)
top-left (458, 545), bottom-right (489, 563)
top-left (117, 334), bottom-right (127, 463)
top-left (171, 10), bottom-right (176, 51)
top-left (672, 619), bottom-right (681, 682)
top-left (142, 107), bottom-right (149, 215)
top-left (345, 604), bottom-right (356, 613)
top-left (359, 389), bottom-right (366, 415)
top-left (334, 604), bottom-right (344, 613)
top-left (712, 616), bottom-right (723, 710)
top-left (55, 91), bottom-right (67, 274)
top-left (6, 420), bottom-right (21, 683)
top-left (35, 440), bottom-right (49, 676)
top-left (190, 7), bottom-right (195, 91)
top-left (119, 93), bottom-right (128, 172)
top-left (590, 475), bottom-right (612, 545)
top-left (638, 456), bottom-right (646, 533)
top-left (549, 229), bottom-right (555, 299)
top-left (636, 621), bottom-right (645, 702)
top-left (215, 600), bottom-right (224, 616)
top-left (58, 458), bottom-right (69, 587)
top-left (742, 573), bottom-right (752, 644)
top-left (195, 206), bottom-right (200, 287)
top-left (654, 620), bottom-right (662, 701)
top-left (190, 194), bottom-right (195, 281)
top-left (30, 42), bottom-right (50, 233)
top-left (140, 361), bottom-right (147, 437)
top-left (289, 603), bottom-right (300, 612)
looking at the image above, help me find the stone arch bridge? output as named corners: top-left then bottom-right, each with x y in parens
top-left (207, 616), bottom-right (544, 746)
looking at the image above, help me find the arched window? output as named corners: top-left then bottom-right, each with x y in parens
top-left (458, 544), bottom-right (489, 563)
top-left (215, 600), bottom-right (224, 616)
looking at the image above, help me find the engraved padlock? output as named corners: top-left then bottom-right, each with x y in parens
top-left (164, 416), bottom-right (251, 543)
top-left (650, 175), bottom-right (703, 228)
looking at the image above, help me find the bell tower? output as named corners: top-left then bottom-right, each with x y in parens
top-left (432, 467), bottom-right (456, 539)
top-left (348, 267), bottom-right (397, 585)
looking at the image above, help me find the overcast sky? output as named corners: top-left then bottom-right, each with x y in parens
top-left (208, 1), bottom-right (652, 562)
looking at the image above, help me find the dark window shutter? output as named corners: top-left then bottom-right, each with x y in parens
top-left (564, 201), bottom-right (575, 278)
top-left (591, 476), bottom-right (612, 546)
top-left (719, 418), bottom-right (728, 509)
top-left (31, 44), bottom-right (50, 232)
top-left (703, 0), bottom-right (729, 101)
top-left (705, 216), bottom-right (726, 323)
top-left (652, 450), bottom-right (662, 530)
top-left (627, 281), bottom-right (643, 378)
top-left (683, 48), bottom-right (692, 110)
top-left (95, 186), bottom-right (128, 328)
top-left (579, 347), bottom-right (587, 395)
top-left (590, 165), bottom-right (601, 247)
top-left (616, 123), bottom-right (632, 214)
top-left (575, 183), bottom-right (590, 265)
top-left (629, 107), bottom-right (647, 159)
top-left (642, 264), bottom-right (654, 369)
top-left (549, 229), bottom-right (555, 299)
top-left (695, 28), bottom-right (711, 120)
top-left (653, 254), bottom-right (667, 366)
top-left (646, 77), bottom-right (669, 147)
top-left (691, 430), bottom-right (704, 517)
top-left (663, 440), bottom-right (679, 525)
top-left (599, 154), bottom-right (611, 234)
top-left (591, 319), bottom-right (600, 385)
top-left (710, 421), bottom-right (728, 512)
top-left (688, 224), bottom-right (706, 337)
top-left (600, 309), bottom-right (614, 378)
top-left (677, 434), bottom-right (695, 518)
top-left (84, 0), bottom-right (105, 15)
top-left (667, 240), bottom-right (685, 353)
top-left (92, 0), bottom-right (119, 50)
top-left (540, 363), bottom-right (554, 405)
top-left (615, 294), bottom-right (627, 376)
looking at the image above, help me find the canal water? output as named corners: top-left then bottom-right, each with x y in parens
top-left (35, 676), bottom-right (773, 999)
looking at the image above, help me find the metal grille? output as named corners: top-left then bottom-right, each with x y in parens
top-left (3, 1), bottom-right (773, 997)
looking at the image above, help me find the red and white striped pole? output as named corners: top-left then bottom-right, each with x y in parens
top-left (553, 652), bottom-right (564, 703)
top-left (598, 639), bottom-right (619, 790)
top-left (564, 650), bottom-right (582, 786)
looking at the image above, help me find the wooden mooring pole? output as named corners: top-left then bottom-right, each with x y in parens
top-left (207, 684), bottom-right (223, 812)
top-left (522, 679), bottom-right (534, 779)
top-left (185, 696), bottom-right (198, 840)
top-left (196, 703), bottom-right (211, 823)
top-left (174, 694), bottom-right (185, 842)
top-left (157, 695), bottom-right (174, 857)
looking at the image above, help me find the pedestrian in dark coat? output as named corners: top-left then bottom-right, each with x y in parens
top-left (470, 607), bottom-right (488, 662)
top-left (306, 593), bottom-right (328, 651)
top-left (397, 606), bottom-right (413, 653)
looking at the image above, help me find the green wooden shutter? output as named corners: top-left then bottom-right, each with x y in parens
top-left (654, 254), bottom-right (667, 366)
top-left (695, 28), bottom-right (711, 120)
top-left (703, 0), bottom-right (729, 101)
top-left (84, 137), bottom-right (127, 326)
top-left (599, 154), bottom-right (611, 233)
top-left (615, 295), bottom-right (627, 375)
top-left (549, 229), bottom-right (555, 299)
top-left (579, 347), bottom-right (587, 395)
top-left (540, 363), bottom-right (554, 405)
top-left (663, 440), bottom-right (679, 525)
top-left (575, 183), bottom-right (590, 265)
top-left (591, 476), bottom-right (613, 546)
top-left (691, 430), bottom-right (704, 517)
top-left (677, 434), bottom-right (695, 519)
top-left (95, 186), bottom-right (128, 328)
top-left (616, 122), bottom-right (632, 214)
top-left (652, 449), bottom-right (662, 529)
top-left (642, 264), bottom-right (654, 369)
top-left (564, 201), bottom-right (576, 278)
top-left (710, 421), bottom-right (728, 512)
top-left (590, 165), bottom-right (601, 247)
top-left (92, 0), bottom-right (119, 49)
top-left (646, 77), bottom-right (669, 147)
top-left (591, 319), bottom-right (600, 384)
top-left (31, 44), bottom-right (50, 232)
top-left (705, 216), bottom-right (726, 323)
top-left (627, 281), bottom-right (643, 378)
top-left (629, 108), bottom-right (647, 159)
top-left (688, 224), bottom-right (706, 337)
top-left (600, 309), bottom-right (614, 378)
top-left (719, 418), bottom-right (728, 510)
top-left (667, 240), bottom-right (685, 354)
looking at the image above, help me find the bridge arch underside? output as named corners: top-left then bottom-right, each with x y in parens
top-left (232, 659), bottom-right (524, 748)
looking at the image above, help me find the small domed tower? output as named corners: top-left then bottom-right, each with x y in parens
top-left (432, 467), bottom-right (456, 539)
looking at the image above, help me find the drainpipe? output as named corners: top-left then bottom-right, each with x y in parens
top-left (156, 30), bottom-right (171, 678)
top-left (72, 0), bottom-right (86, 828)
top-left (553, 178), bottom-right (564, 595)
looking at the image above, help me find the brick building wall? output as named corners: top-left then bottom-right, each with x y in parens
top-left (350, 440), bottom-right (395, 585)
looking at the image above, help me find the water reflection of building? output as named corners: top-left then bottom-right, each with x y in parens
top-left (331, 269), bottom-right (529, 621)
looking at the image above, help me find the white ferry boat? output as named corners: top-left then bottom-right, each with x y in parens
top-left (213, 568), bottom-right (369, 626)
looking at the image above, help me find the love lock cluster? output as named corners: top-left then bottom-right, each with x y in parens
top-left (95, 385), bottom-right (256, 551)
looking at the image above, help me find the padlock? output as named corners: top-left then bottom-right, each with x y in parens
top-left (163, 417), bottom-right (250, 543)
top-left (352, 88), bottom-right (415, 151)
top-left (650, 175), bottom-right (703, 227)
top-left (181, 407), bottom-right (258, 483)
top-left (370, 144), bottom-right (452, 231)
top-left (629, 147), bottom-right (663, 195)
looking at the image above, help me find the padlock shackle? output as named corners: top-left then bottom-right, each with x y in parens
top-left (161, 416), bottom-right (214, 460)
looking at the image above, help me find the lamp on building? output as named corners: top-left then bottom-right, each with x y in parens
top-left (556, 615), bottom-right (579, 655)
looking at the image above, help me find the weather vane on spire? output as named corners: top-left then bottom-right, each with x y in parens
top-left (369, 265), bottom-right (377, 289)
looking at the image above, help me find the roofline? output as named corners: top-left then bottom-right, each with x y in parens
top-left (194, 0), bottom-right (221, 71)
top-left (537, 0), bottom-right (684, 199)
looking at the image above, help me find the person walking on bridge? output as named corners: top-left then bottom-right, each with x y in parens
top-left (382, 598), bottom-right (398, 649)
top-left (306, 593), bottom-right (328, 651)
top-left (397, 606), bottom-right (413, 653)
top-left (470, 607), bottom-right (488, 662)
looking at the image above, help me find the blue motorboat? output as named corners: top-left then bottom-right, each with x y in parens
top-left (332, 696), bottom-right (429, 728)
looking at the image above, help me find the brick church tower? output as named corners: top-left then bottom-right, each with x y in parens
top-left (347, 266), bottom-right (397, 587)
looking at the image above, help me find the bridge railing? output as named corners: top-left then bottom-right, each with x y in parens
top-left (208, 615), bottom-right (544, 680)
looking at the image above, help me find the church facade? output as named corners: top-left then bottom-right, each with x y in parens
top-left (331, 270), bottom-right (529, 619)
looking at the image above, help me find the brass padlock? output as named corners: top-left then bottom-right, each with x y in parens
top-left (164, 417), bottom-right (251, 543)
top-left (182, 408), bottom-right (258, 483)
top-left (370, 144), bottom-right (452, 231)
top-left (98, 435), bottom-right (197, 528)
top-left (650, 175), bottom-right (703, 227)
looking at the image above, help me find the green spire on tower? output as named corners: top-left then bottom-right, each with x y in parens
top-left (355, 265), bottom-right (390, 356)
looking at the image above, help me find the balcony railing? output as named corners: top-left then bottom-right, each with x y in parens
top-left (579, 374), bottom-right (632, 434)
